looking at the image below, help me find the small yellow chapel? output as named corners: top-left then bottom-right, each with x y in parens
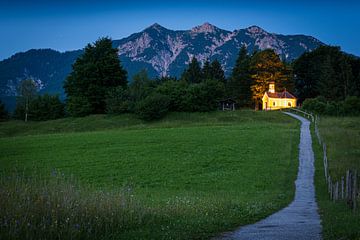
top-left (262, 82), bottom-right (297, 110)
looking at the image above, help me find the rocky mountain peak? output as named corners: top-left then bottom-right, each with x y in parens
top-left (146, 23), bottom-right (168, 32)
top-left (191, 22), bottom-right (218, 34)
top-left (246, 25), bottom-right (267, 35)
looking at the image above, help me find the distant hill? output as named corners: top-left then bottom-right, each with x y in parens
top-left (0, 23), bottom-right (324, 111)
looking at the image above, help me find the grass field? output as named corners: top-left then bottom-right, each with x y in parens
top-left (317, 116), bottom-right (360, 180)
top-left (313, 116), bottom-right (360, 240)
top-left (0, 111), bottom-right (299, 239)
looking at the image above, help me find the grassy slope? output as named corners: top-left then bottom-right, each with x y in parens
top-left (312, 117), bottom-right (360, 240)
top-left (0, 111), bottom-right (299, 239)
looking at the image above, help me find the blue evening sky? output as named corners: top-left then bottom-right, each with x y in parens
top-left (0, 0), bottom-right (359, 60)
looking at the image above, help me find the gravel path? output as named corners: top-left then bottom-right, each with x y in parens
top-left (215, 112), bottom-right (322, 240)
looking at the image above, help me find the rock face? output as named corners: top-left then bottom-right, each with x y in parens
top-left (0, 23), bottom-right (323, 110)
top-left (113, 23), bottom-right (323, 77)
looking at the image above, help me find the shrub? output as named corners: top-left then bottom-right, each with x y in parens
top-left (135, 93), bottom-right (170, 121)
top-left (30, 94), bottom-right (65, 121)
top-left (302, 97), bottom-right (326, 115)
top-left (105, 87), bottom-right (131, 114)
top-left (343, 96), bottom-right (360, 115)
top-left (303, 96), bottom-right (360, 116)
top-left (14, 94), bottom-right (65, 121)
top-left (0, 100), bottom-right (8, 120)
top-left (66, 96), bottom-right (92, 117)
top-left (181, 79), bottom-right (225, 112)
top-left (155, 80), bottom-right (187, 112)
top-left (324, 102), bottom-right (338, 116)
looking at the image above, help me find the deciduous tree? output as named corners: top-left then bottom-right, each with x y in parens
top-left (15, 79), bottom-right (37, 121)
top-left (250, 49), bottom-right (289, 110)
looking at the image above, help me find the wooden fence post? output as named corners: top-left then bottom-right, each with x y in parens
top-left (346, 170), bottom-right (350, 199)
top-left (349, 170), bottom-right (353, 208)
top-left (329, 177), bottom-right (333, 200)
top-left (324, 155), bottom-right (328, 181)
top-left (353, 170), bottom-right (357, 211)
top-left (341, 176), bottom-right (344, 199)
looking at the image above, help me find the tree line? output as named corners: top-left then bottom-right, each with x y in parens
top-left (2, 38), bottom-right (359, 122)
top-left (294, 46), bottom-right (360, 115)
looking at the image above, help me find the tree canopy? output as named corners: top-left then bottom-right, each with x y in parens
top-left (64, 37), bottom-right (127, 116)
top-left (250, 49), bottom-right (290, 109)
top-left (293, 46), bottom-right (359, 103)
top-left (15, 79), bottom-right (38, 121)
top-left (228, 45), bottom-right (252, 107)
top-left (181, 57), bottom-right (202, 84)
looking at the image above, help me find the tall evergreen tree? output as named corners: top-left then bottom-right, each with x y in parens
top-left (348, 56), bottom-right (360, 96)
top-left (228, 45), bottom-right (252, 107)
top-left (181, 57), bottom-right (202, 84)
top-left (202, 59), bottom-right (212, 80)
top-left (64, 37), bottom-right (127, 116)
top-left (293, 52), bottom-right (320, 102)
top-left (316, 56), bottom-right (337, 99)
top-left (250, 49), bottom-right (289, 110)
top-left (337, 55), bottom-right (353, 99)
top-left (210, 59), bottom-right (226, 84)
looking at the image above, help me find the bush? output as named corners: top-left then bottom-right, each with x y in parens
top-left (302, 97), bottom-right (327, 115)
top-left (343, 96), bottom-right (360, 115)
top-left (30, 94), bottom-right (65, 121)
top-left (135, 93), bottom-right (170, 121)
top-left (324, 101), bottom-right (338, 116)
top-left (155, 80), bottom-right (187, 112)
top-left (181, 79), bottom-right (225, 112)
top-left (303, 96), bottom-right (360, 116)
top-left (14, 94), bottom-right (65, 121)
top-left (0, 100), bottom-right (8, 120)
top-left (66, 96), bottom-right (92, 117)
top-left (105, 87), bottom-right (131, 114)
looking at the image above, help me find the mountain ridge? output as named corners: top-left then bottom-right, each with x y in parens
top-left (113, 22), bottom-right (323, 77)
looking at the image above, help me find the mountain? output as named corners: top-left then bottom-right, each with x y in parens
top-left (0, 23), bottom-right (324, 110)
top-left (114, 23), bottom-right (323, 77)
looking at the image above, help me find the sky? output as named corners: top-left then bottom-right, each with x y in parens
top-left (0, 0), bottom-right (359, 60)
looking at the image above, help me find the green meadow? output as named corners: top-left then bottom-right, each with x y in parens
top-left (0, 111), bottom-right (299, 239)
top-left (313, 116), bottom-right (360, 240)
top-left (318, 116), bottom-right (360, 179)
